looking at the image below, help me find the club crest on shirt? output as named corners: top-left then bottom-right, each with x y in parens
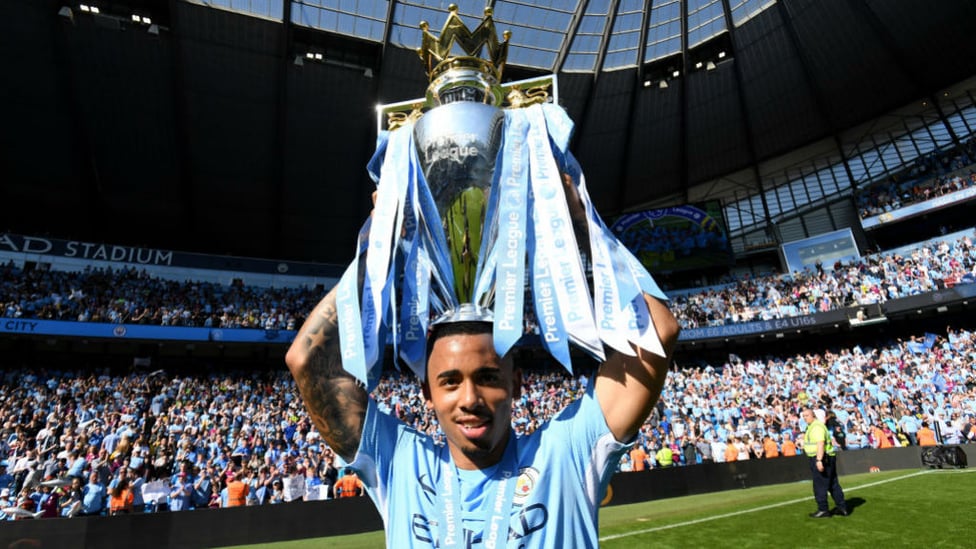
top-left (513, 466), bottom-right (538, 505)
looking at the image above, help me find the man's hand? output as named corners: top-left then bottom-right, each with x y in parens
top-left (561, 172), bottom-right (590, 255)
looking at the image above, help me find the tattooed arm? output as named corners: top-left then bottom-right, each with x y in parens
top-left (285, 285), bottom-right (368, 463)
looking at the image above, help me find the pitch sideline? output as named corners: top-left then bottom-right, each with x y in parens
top-left (599, 468), bottom-right (973, 542)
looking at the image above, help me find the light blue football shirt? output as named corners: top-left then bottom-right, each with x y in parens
top-left (347, 383), bottom-right (631, 548)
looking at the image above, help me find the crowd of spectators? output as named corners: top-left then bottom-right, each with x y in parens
top-left (857, 169), bottom-right (976, 220)
top-left (0, 366), bottom-right (350, 519)
top-left (671, 230), bottom-right (975, 329)
top-left (855, 136), bottom-right (976, 219)
top-left (0, 263), bottom-right (308, 331)
top-left (0, 317), bottom-right (973, 520)
top-left (3, 230), bottom-right (974, 336)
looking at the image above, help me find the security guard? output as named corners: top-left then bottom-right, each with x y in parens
top-left (655, 445), bottom-right (674, 468)
top-left (802, 408), bottom-right (848, 518)
top-left (333, 467), bottom-right (364, 498)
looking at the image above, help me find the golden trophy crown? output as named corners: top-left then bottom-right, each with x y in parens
top-left (417, 5), bottom-right (511, 107)
top-left (378, 5), bottom-right (557, 132)
top-left (418, 5), bottom-right (510, 84)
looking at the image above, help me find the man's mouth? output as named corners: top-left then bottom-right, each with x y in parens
top-left (457, 418), bottom-right (490, 440)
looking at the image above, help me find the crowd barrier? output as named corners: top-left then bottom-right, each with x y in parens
top-left (0, 445), bottom-right (954, 549)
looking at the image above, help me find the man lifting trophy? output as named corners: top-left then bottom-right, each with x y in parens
top-left (287, 5), bottom-right (679, 547)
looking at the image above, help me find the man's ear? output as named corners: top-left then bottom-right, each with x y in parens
top-left (421, 379), bottom-right (433, 409)
top-left (511, 367), bottom-right (522, 399)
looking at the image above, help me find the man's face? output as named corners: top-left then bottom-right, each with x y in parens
top-left (802, 410), bottom-right (814, 423)
top-left (423, 332), bottom-right (520, 471)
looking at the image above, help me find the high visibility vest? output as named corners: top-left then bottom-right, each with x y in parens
top-left (803, 421), bottom-right (835, 457)
top-left (336, 475), bottom-right (360, 497)
top-left (227, 481), bottom-right (248, 507)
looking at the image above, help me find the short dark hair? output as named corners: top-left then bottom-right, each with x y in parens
top-left (425, 321), bottom-right (493, 360)
top-left (424, 321), bottom-right (514, 379)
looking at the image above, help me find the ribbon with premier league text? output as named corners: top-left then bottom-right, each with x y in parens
top-left (490, 109), bottom-right (529, 359)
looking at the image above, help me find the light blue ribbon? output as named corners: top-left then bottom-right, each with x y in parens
top-left (414, 168), bottom-right (458, 313)
top-left (335, 217), bottom-right (372, 388)
top-left (492, 109), bottom-right (529, 358)
top-left (527, 202), bottom-right (571, 371)
top-left (363, 125), bottom-right (413, 376)
top-left (366, 131), bottom-right (389, 184)
top-left (524, 104), bottom-right (603, 361)
top-left (433, 431), bottom-right (519, 548)
top-left (544, 105), bottom-right (669, 359)
top-left (399, 242), bottom-right (431, 379)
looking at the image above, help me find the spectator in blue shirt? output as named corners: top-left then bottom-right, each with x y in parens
top-left (66, 450), bottom-right (87, 479)
top-left (0, 463), bottom-right (14, 492)
top-left (898, 412), bottom-right (920, 446)
top-left (168, 472), bottom-right (193, 511)
top-left (81, 472), bottom-right (107, 516)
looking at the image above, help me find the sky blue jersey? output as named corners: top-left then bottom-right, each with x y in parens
top-left (347, 383), bottom-right (631, 548)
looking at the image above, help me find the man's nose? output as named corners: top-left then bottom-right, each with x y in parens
top-left (458, 380), bottom-right (483, 409)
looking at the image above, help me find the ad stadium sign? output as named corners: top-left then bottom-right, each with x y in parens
top-left (0, 233), bottom-right (342, 277)
top-left (0, 233), bottom-right (174, 265)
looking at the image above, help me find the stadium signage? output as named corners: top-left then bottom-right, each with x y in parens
top-left (679, 314), bottom-right (823, 340)
top-left (0, 317), bottom-right (297, 343)
top-left (0, 233), bottom-right (174, 265)
top-left (0, 232), bottom-right (343, 277)
top-left (678, 283), bottom-right (976, 342)
top-left (2, 320), bottom-right (38, 333)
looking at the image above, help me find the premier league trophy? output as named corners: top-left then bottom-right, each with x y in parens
top-left (334, 5), bottom-right (667, 387)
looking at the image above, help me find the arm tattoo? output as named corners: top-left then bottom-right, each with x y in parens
top-left (290, 296), bottom-right (368, 462)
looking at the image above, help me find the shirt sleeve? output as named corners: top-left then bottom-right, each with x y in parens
top-left (340, 398), bottom-right (412, 520)
top-left (542, 382), bottom-right (633, 508)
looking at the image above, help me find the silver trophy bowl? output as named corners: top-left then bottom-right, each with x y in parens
top-left (413, 100), bottom-right (504, 304)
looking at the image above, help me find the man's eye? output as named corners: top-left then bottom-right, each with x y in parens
top-left (479, 372), bottom-right (502, 384)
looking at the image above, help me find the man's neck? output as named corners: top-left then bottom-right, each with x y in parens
top-left (450, 430), bottom-right (514, 471)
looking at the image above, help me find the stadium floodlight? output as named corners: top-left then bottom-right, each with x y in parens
top-left (58, 6), bottom-right (74, 23)
top-left (142, 16), bottom-right (151, 24)
top-left (79, 4), bottom-right (90, 12)
top-left (132, 14), bottom-right (140, 22)
top-left (706, 61), bottom-right (716, 71)
top-left (658, 80), bottom-right (668, 89)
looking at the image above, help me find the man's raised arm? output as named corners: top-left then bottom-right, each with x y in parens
top-left (593, 294), bottom-right (680, 442)
top-left (285, 285), bottom-right (367, 462)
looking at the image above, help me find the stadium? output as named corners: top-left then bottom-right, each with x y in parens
top-left (1, 0), bottom-right (975, 547)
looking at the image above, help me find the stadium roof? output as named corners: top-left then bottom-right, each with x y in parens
top-left (3, 0), bottom-right (976, 265)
